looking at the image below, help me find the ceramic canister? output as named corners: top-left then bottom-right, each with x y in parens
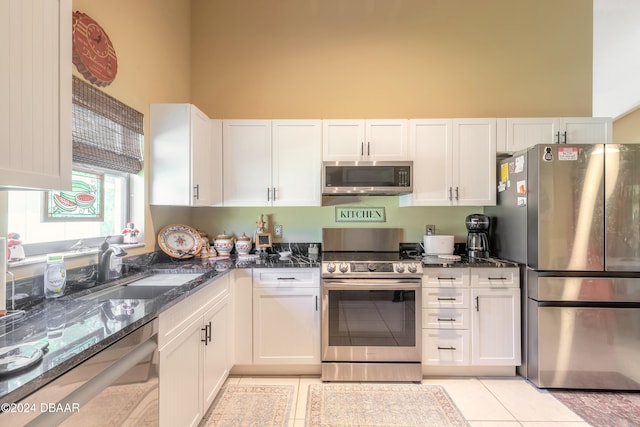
top-left (213, 232), bottom-right (234, 256)
top-left (234, 232), bottom-right (252, 255)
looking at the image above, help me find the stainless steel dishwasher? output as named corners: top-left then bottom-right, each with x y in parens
top-left (4, 319), bottom-right (158, 426)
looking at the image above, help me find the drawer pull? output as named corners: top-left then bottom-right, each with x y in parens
top-left (437, 277), bottom-right (457, 281)
top-left (277, 277), bottom-right (297, 280)
top-left (488, 277), bottom-right (507, 280)
top-left (437, 346), bottom-right (457, 350)
top-left (437, 318), bottom-right (456, 322)
top-left (437, 297), bottom-right (457, 301)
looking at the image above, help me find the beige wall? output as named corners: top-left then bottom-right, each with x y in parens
top-left (613, 108), bottom-right (640, 143)
top-left (191, 0), bottom-right (593, 119)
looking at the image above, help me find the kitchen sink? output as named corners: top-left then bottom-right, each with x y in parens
top-left (126, 273), bottom-right (203, 287)
top-left (78, 273), bottom-right (204, 301)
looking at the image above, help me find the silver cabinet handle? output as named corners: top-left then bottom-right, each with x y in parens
top-left (455, 186), bottom-right (459, 200)
top-left (367, 142), bottom-right (370, 156)
top-left (448, 187), bottom-right (452, 201)
top-left (475, 296), bottom-right (479, 311)
top-left (437, 318), bottom-right (457, 322)
top-left (315, 296), bottom-right (318, 311)
top-left (555, 131), bottom-right (560, 144)
top-left (361, 142), bottom-right (364, 157)
top-left (273, 187), bottom-right (277, 201)
top-left (193, 184), bottom-right (200, 200)
top-left (438, 346), bottom-right (456, 350)
top-left (437, 297), bottom-right (457, 301)
top-left (562, 131), bottom-right (567, 144)
top-left (267, 187), bottom-right (270, 201)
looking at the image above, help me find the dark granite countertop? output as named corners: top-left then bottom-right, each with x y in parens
top-left (0, 250), bottom-right (320, 405)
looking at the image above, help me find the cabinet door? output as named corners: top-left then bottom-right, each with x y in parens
top-left (322, 119), bottom-right (365, 161)
top-left (159, 316), bottom-right (203, 427)
top-left (202, 298), bottom-right (230, 410)
top-left (471, 288), bottom-right (521, 366)
top-left (253, 287), bottom-right (320, 364)
top-left (223, 120), bottom-right (272, 206)
top-left (400, 119), bottom-right (453, 206)
top-left (0, 0), bottom-right (72, 190)
top-left (150, 104), bottom-right (214, 206)
top-left (503, 118), bottom-right (560, 153)
top-left (453, 119), bottom-right (497, 206)
top-left (560, 117), bottom-right (612, 144)
top-left (365, 119), bottom-right (409, 160)
top-left (191, 107), bottom-right (214, 206)
top-left (272, 120), bottom-right (322, 206)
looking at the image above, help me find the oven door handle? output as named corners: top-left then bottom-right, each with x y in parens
top-left (322, 279), bottom-right (421, 290)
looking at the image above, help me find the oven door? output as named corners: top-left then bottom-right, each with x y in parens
top-left (322, 279), bottom-right (421, 363)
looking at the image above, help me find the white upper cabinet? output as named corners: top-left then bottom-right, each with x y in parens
top-left (323, 119), bottom-right (408, 161)
top-left (150, 104), bottom-right (222, 206)
top-left (497, 117), bottom-right (612, 153)
top-left (0, 0), bottom-right (72, 190)
top-left (453, 119), bottom-right (497, 206)
top-left (272, 120), bottom-right (322, 206)
top-left (223, 119), bottom-right (322, 207)
top-left (401, 118), bottom-right (496, 207)
top-left (223, 120), bottom-right (272, 206)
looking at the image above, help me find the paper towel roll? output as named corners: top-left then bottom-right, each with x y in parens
top-left (423, 235), bottom-right (454, 255)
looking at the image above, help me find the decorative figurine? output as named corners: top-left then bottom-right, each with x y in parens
top-left (7, 232), bottom-right (26, 261)
top-left (256, 214), bottom-right (267, 234)
top-left (121, 222), bottom-right (140, 244)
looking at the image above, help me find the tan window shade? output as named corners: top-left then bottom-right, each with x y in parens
top-left (72, 76), bottom-right (144, 174)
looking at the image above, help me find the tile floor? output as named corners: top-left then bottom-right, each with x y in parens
top-left (224, 375), bottom-right (590, 427)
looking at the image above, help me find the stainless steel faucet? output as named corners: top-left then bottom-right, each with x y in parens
top-left (97, 238), bottom-right (128, 284)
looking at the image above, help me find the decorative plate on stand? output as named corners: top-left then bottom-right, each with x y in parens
top-left (157, 224), bottom-right (202, 259)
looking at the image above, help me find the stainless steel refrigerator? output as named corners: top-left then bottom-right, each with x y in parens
top-left (487, 144), bottom-right (640, 390)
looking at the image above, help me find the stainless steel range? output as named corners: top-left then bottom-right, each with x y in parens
top-left (321, 228), bottom-right (423, 382)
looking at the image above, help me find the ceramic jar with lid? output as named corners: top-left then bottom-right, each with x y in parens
top-left (234, 232), bottom-right (252, 255)
top-left (213, 231), bottom-right (234, 256)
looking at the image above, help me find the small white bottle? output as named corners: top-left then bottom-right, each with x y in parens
top-left (44, 254), bottom-right (67, 299)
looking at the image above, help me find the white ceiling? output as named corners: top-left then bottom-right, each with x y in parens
top-left (593, 0), bottom-right (640, 119)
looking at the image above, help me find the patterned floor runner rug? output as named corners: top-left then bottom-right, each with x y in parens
top-left (551, 390), bottom-right (640, 427)
top-left (306, 383), bottom-right (469, 427)
top-left (201, 384), bottom-right (294, 427)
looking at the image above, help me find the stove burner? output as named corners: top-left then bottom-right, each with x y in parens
top-left (321, 252), bottom-right (422, 278)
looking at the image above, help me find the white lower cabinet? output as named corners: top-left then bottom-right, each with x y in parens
top-left (159, 274), bottom-right (231, 427)
top-left (471, 268), bottom-right (521, 366)
top-left (422, 267), bottom-right (520, 369)
top-left (422, 268), bottom-right (471, 366)
top-left (252, 268), bottom-right (321, 365)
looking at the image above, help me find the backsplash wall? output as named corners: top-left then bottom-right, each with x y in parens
top-left (187, 197), bottom-right (483, 246)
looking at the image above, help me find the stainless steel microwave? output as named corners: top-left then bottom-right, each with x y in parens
top-left (322, 161), bottom-right (413, 195)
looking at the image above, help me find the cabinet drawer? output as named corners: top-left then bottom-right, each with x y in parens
top-left (422, 287), bottom-right (470, 308)
top-left (471, 268), bottom-right (519, 288)
top-left (423, 308), bottom-right (469, 329)
top-left (253, 268), bottom-right (319, 287)
top-left (422, 329), bottom-right (470, 365)
top-left (159, 274), bottom-right (230, 349)
top-left (422, 268), bottom-right (469, 288)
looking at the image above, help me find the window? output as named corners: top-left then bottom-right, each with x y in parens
top-left (7, 168), bottom-right (133, 245)
top-left (6, 77), bottom-right (144, 256)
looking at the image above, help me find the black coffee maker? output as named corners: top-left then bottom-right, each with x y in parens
top-left (465, 214), bottom-right (490, 258)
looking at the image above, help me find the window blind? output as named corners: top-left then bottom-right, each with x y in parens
top-left (72, 76), bottom-right (144, 174)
